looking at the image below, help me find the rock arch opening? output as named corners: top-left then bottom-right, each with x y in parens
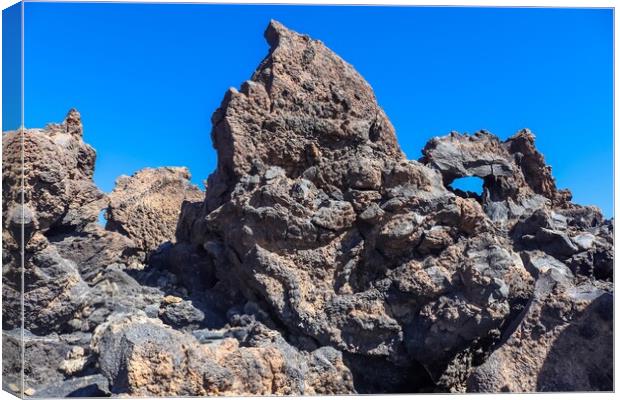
top-left (98, 208), bottom-right (108, 227)
top-left (448, 176), bottom-right (484, 200)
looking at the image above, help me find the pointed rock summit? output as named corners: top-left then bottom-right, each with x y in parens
top-left (2, 21), bottom-right (613, 396)
top-left (64, 108), bottom-right (84, 137)
top-left (180, 21), bottom-right (613, 392)
top-left (205, 20), bottom-right (403, 212)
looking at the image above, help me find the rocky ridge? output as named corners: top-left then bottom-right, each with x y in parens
top-left (2, 21), bottom-right (613, 396)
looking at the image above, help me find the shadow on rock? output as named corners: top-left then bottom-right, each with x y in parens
top-left (536, 293), bottom-right (613, 391)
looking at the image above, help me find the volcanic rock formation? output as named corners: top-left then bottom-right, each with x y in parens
top-left (2, 21), bottom-right (613, 397)
top-left (106, 167), bottom-right (203, 257)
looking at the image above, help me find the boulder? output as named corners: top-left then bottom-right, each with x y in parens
top-left (106, 167), bottom-right (203, 255)
top-left (92, 312), bottom-right (354, 396)
top-left (467, 272), bottom-right (613, 392)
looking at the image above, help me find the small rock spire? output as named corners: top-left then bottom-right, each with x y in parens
top-left (64, 108), bottom-right (83, 137)
top-left (264, 19), bottom-right (299, 50)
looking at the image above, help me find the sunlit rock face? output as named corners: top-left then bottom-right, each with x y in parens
top-left (179, 20), bottom-right (613, 392)
top-left (2, 21), bottom-right (612, 397)
top-left (106, 166), bottom-right (204, 257)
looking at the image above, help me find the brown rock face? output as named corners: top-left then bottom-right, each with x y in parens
top-left (421, 129), bottom-right (572, 221)
top-left (93, 313), bottom-right (354, 396)
top-left (2, 21), bottom-right (613, 396)
top-left (2, 109), bottom-right (105, 234)
top-left (179, 20), bottom-right (613, 392)
top-left (2, 106), bottom-right (357, 397)
top-left (204, 20), bottom-right (403, 213)
top-left (467, 268), bottom-right (613, 392)
top-left (106, 167), bottom-right (203, 255)
top-left (2, 110), bottom-right (119, 334)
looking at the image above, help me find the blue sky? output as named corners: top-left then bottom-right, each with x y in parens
top-left (2, 2), bottom-right (21, 130)
top-left (3, 3), bottom-right (613, 216)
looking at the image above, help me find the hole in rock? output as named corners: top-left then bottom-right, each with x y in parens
top-left (449, 176), bottom-right (484, 200)
top-left (98, 209), bottom-right (108, 227)
top-left (45, 219), bottom-right (78, 239)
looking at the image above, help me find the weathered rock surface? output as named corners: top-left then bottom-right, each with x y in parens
top-left (421, 129), bottom-right (573, 222)
top-left (2, 21), bottom-right (613, 396)
top-left (2, 109), bottom-right (105, 234)
top-left (93, 313), bottom-right (354, 396)
top-left (1, 106), bottom-right (355, 397)
top-left (106, 167), bottom-right (203, 255)
top-left (201, 20), bottom-right (402, 215)
top-left (467, 270), bottom-right (613, 392)
top-left (178, 20), bottom-right (612, 393)
top-left (2, 111), bottom-right (137, 335)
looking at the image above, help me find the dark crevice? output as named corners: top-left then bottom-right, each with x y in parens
top-left (103, 218), bottom-right (131, 237)
top-left (44, 222), bottom-right (77, 238)
top-left (343, 352), bottom-right (436, 393)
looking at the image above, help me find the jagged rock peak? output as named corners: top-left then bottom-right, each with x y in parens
top-left (179, 21), bottom-right (613, 393)
top-left (504, 128), bottom-right (572, 204)
top-left (3, 108), bottom-right (104, 234)
top-left (264, 19), bottom-right (298, 48)
top-left (64, 108), bottom-right (83, 136)
top-left (41, 107), bottom-right (84, 138)
top-left (205, 20), bottom-right (403, 211)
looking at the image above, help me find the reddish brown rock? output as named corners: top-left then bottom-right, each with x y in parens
top-left (467, 270), bottom-right (612, 392)
top-left (1, 20), bottom-right (613, 396)
top-left (92, 313), bottom-right (354, 396)
top-left (204, 20), bottom-right (403, 213)
top-left (178, 21), bottom-right (612, 393)
top-left (106, 167), bottom-right (203, 255)
top-left (2, 109), bottom-right (105, 234)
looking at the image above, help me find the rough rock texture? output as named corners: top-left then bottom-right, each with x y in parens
top-left (2, 109), bottom-right (105, 235)
top-left (421, 130), bottom-right (573, 222)
top-left (2, 21), bottom-right (613, 397)
top-left (2, 106), bottom-right (355, 397)
top-left (106, 167), bottom-right (203, 255)
top-left (93, 313), bottom-right (353, 396)
top-left (200, 20), bottom-right (402, 215)
top-left (467, 268), bottom-right (613, 392)
top-left (2, 111), bottom-right (136, 335)
top-left (178, 21), bottom-right (613, 393)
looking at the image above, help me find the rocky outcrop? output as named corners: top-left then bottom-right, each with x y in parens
top-left (2, 111), bottom-right (134, 335)
top-left (92, 313), bottom-right (354, 396)
top-left (2, 21), bottom-right (613, 397)
top-left (177, 20), bottom-right (612, 393)
top-left (421, 129), bottom-right (572, 221)
top-left (2, 109), bottom-right (105, 235)
top-left (106, 167), bottom-right (203, 255)
top-left (201, 20), bottom-right (402, 215)
top-left (1, 107), bottom-right (357, 397)
top-left (467, 268), bottom-right (613, 392)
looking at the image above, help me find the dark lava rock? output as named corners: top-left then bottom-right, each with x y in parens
top-left (2, 20), bottom-right (613, 396)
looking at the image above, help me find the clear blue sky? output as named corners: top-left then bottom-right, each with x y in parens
top-left (3, 3), bottom-right (613, 216)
